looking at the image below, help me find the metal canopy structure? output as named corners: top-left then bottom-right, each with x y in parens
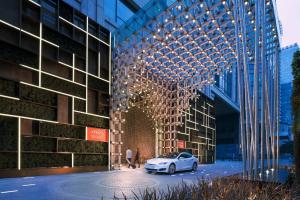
top-left (111, 0), bottom-right (280, 179)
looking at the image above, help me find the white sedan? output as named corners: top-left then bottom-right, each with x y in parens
top-left (144, 152), bottom-right (198, 174)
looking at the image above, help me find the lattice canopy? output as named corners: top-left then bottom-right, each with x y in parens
top-left (113, 0), bottom-right (237, 106)
top-left (110, 0), bottom-right (280, 177)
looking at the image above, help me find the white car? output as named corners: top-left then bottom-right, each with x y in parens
top-left (144, 152), bottom-right (198, 174)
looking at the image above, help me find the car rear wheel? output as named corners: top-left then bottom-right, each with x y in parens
top-left (192, 162), bottom-right (198, 171)
top-left (168, 164), bottom-right (176, 174)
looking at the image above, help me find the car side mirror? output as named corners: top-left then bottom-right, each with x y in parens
top-left (178, 157), bottom-right (184, 160)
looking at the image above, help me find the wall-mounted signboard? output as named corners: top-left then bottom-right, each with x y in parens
top-left (87, 127), bottom-right (109, 142)
top-left (177, 140), bottom-right (185, 149)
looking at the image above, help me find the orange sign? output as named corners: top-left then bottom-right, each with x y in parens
top-left (87, 127), bottom-right (109, 142)
top-left (178, 140), bottom-right (185, 149)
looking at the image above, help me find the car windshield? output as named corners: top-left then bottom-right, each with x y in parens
top-left (157, 152), bottom-right (179, 159)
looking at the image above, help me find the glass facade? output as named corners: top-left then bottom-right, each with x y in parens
top-left (63, 0), bottom-right (141, 32)
top-left (280, 43), bottom-right (299, 141)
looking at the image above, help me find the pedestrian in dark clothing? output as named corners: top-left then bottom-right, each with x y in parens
top-left (134, 148), bottom-right (141, 168)
top-left (126, 147), bottom-right (133, 168)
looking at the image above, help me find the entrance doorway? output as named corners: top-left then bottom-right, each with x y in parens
top-left (122, 107), bottom-right (156, 164)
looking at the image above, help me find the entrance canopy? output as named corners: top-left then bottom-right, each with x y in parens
top-left (111, 0), bottom-right (280, 178)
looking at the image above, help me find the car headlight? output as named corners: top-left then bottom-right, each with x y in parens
top-left (158, 162), bottom-right (168, 165)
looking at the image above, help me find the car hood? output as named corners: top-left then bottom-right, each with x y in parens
top-left (146, 158), bottom-right (175, 164)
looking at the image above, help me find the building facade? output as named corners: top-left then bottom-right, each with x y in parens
top-left (280, 43), bottom-right (299, 142)
top-left (0, 0), bottom-right (111, 177)
top-left (0, 0), bottom-right (281, 176)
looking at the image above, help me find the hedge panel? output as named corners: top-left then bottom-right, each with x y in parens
top-left (22, 136), bottom-right (57, 152)
top-left (19, 84), bottom-right (57, 106)
top-left (42, 74), bottom-right (86, 98)
top-left (0, 97), bottom-right (56, 120)
top-left (39, 122), bottom-right (85, 139)
top-left (0, 116), bottom-right (18, 151)
top-left (74, 154), bottom-right (108, 167)
top-left (74, 98), bottom-right (86, 112)
top-left (22, 152), bottom-right (71, 168)
top-left (0, 152), bottom-right (17, 169)
top-left (0, 78), bottom-right (18, 97)
top-left (74, 113), bottom-right (109, 129)
top-left (58, 139), bottom-right (108, 153)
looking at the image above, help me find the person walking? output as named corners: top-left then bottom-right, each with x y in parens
top-left (126, 147), bottom-right (132, 168)
top-left (134, 147), bottom-right (141, 168)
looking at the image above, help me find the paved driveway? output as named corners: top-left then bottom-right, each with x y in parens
top-left (0, 161), bottom-right (243, 200)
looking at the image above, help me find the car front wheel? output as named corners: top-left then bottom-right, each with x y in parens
top-left (192, 162), bottom-right (198, 171)
top-left (168, 163), bottom-right (176, 174)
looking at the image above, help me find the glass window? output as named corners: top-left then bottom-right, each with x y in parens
top-left (117, 0), bottom-right (134, 26)
top-left (104, 0), bottom-right (117, 22)
top-left (41, 0), bottom-right (57, 29)
top-left (74, 11), bottom-right (86, 29)
top-left (99, 26), bottom-right (110, 44)
top-left (180, 153), bottom-right (192, 158)
top-left (88, 20), bottom-right (98, 36)
top-left (59, 1), bottom-right (73, 21)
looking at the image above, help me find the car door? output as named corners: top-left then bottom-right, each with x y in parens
top-left (176, 153), bottom-right (187, 171)
top-left (178, 153), bottom-right (192, 170)
top-left (185, 153), bottom-right (194, 170)
top-left (181, 153), bottom-right (193, 170)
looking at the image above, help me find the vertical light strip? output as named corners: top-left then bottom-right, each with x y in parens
top-left (98, 51), bottom-right (101, 78)
top-left (85, 17), bottom-right (89, 112)
top-left (72, 53), bottom-right (75, 82)
top-left (72, 52), bottom-right (75, 125)
top-left (72, 97), bottom-right (74, 125)
top-left (18, 117), bottom-right (21, 170)
top-left (108, 33), bottom-right (112, 170)
top-left (71, 153), bottom-right (74, 168)
top-left (39, 22), bottom-right (42, 86)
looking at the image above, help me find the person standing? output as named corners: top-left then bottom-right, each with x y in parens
top-left (134, 147), bottom-right (140, 168)
top-left (126, 147), bottom-right (132, 168)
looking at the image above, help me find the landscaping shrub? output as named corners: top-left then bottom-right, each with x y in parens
top-left (115, 178), bottom-right (293, 200)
